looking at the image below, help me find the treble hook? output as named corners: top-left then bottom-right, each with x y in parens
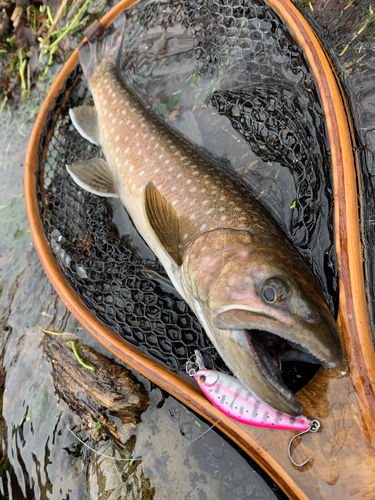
top-left (288, 419), bottom-right (321, 467)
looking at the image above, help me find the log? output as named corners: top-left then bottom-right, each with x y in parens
top-left (43, 334), bottom-right (149, 445)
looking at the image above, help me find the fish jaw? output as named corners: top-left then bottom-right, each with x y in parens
top-left (181, 228), bottom-right (342, 416)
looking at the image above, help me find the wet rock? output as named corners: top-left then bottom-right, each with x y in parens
top-left (43, 335), bottom-right (150, 446)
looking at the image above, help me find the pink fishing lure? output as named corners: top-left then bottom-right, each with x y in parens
top-left (194, 369), bottom-right (310, 431)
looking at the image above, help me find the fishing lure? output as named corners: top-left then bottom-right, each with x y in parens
top-left (187, 350), bottom-right (320, 466)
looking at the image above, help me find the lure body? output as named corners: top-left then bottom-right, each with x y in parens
top-left (194, 369), bottom-right (310, 431)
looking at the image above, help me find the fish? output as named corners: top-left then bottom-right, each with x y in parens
top-left (66, 15), bottom-right (342, 416)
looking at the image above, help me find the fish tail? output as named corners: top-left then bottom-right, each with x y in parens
top-left (78, 13), bottom-right (125, 83)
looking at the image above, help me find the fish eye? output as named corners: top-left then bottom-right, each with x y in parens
top-left (261, 279), bottom-right (288, 304)
top-left (199, 375), bottom-right (206, 384)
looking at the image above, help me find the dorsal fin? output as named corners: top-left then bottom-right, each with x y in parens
top-left (143, 181), bottom-right (181, 266)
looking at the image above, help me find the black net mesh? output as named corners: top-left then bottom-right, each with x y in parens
top-left (35, 0), bottom-right (338, 390)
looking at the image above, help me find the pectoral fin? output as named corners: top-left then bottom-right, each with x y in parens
top-left (143, 181), bottom-right (181, 265)
top-left (69, 106), bottom-right (100, 145)
top-left (66, 159), bottom-right (119, 197)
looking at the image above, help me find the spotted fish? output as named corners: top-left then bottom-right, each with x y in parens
top-left (66, 15), bottom-right (342, 416)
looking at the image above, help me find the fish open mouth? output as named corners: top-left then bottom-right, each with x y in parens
top-left (243, 329), bottom-right (320, 398)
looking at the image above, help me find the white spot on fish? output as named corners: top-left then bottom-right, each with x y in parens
top-left (219, 207), bottom-right (225, 212)
top-left (126, 120), bottom-right (131, 125)
top-left (130, 165), bottom-right (134, 172)
top-left (189, 214), bottom-right (196, 221)
top-left (158, 154), bottom-right (164, 160)
top-left (154, 168), bottom-right (160, 174)
top-left (172, 199), bottom-right (179, 206)
top-left (202, 200), bottom-right (209, 205)
top-left (171, 186), bottom-right (177, 191)
top-left (145, 158), bottom-right (149, 163)
top-left (207, 208), bottom-right (214, 215)
top-left (221, 215), bottom-right (227, 221)
top-left (138, 150), bottom-right (142, 155)
top-left (220, 196), bottom-right (225, 201)
top-left (116, 147), bottom-right (120, 152)
top-left (165, 160), bottom-right (170, 165)
top-left (130, 124), bottom-right (136, 130)
top-left (111, 127), bottom-right (115, 133)
top-left (186, 180), bottom-right (192, 185)
top-left (177, 173), bottom-right (182, 179)
top-left (125, 160), bottom-right (129, 165)
top-left (200, 224), bottom-right (207, 231)
top-left (183, 233), bottom-right (188, 240)
top-left (103, 100), bottom-right (107, 105)
top-left (125, 148), bottom-right (129, 153)
top-left (139, 171), bottom-right (145, 176)
top-left (190, 187), bottom-right (197, 192)
top-left (167, 166), bottom-right (173, 172)
top-left (157, 184), bottom-right (163, 190)
top-left (104, 110), bottom-right (108, 116)
top-left (125, 136), bottom-right (129, 141)
top-left (109, 112), bottom-right (113, 118)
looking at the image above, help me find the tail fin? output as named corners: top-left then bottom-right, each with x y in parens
top-left (78, 13), bottom-right (126, 82)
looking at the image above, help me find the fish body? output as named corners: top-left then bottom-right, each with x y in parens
top-left (194, 369), bottom-right (310, 431)
top-left (66, 17), bottom-right (342, 416)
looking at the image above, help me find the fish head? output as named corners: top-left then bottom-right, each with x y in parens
top-left (181, 228), bottom-right (342, 416)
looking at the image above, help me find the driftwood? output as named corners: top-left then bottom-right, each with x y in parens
top-left (43, 334), bottom-right (149, 445)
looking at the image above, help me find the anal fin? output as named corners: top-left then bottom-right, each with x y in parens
top-left (66, 159), bottom-right (118, 198)
top-left (69, 106), bottom-right (100, 145)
